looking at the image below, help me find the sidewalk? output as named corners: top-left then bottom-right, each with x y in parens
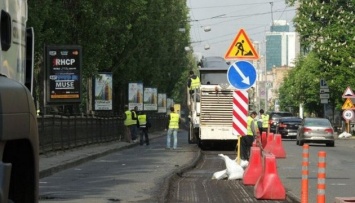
top-left (39, 131), bottom-right (169, 179)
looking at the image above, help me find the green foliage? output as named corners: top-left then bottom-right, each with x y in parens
top-left (279, 53), bottom-right (322, 115)
top-left (281, 0), bottom-right (355, 116)
top-left (28, 0), bottom-right (193, 113)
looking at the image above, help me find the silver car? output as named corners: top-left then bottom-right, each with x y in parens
top-left (296, 117), bottom-right (335, 147)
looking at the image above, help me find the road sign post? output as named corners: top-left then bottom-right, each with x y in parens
top-left (319, 79), bottom-right (329, 117)
top-left (343, 110), bottom-right (354, 133)
top-left (343, 110), bottom-right (354, 121)
top-left (224, 29), bottom-right (259, 60)
top-left (227, 61), bottom-right (257, 90)
top-left (233, 90), bottom-right (248, 163)
top-left (341, 87), bottom-right (355, 133)
top-left (227, 61), bottom-right (256, 161)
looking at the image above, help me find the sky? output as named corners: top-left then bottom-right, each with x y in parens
top-left (187, 0), bottom-right (296, 58)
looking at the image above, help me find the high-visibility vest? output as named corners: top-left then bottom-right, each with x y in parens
top-left (190, 76), bottom-right (201, 90)
top-left (124, 110), bottom-right (136, 126)
top-left (169, 113), bottom-right (180, 129)
top-left (246, 116), bottom-right (255, 136)
top-left (261, 114), bottom-right (269, 128)
top-left (138, 114), bottom-right (147, 128)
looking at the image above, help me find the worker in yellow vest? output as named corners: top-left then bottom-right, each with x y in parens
top-left (241, 111), bottom-right (258, 160)
top-left (187, 70), bottom-right (201, 94)
top-left (123, 105), bottom-right (132, 143)
top-left (166, 106), bottom-right (180, 150)
top-left (259, 109), bottom-right (269, 133)
top-left (137, 111), bottom-right (151, 146)
top-left (124, 105), bottom-right (138, 143)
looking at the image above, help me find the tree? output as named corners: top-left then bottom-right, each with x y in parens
top-left (27, 0), bottom-right (193, 113)
top-left (285, 0), bottom-right (355, 113)
top-left (279, 52), bottom-right (322, 115)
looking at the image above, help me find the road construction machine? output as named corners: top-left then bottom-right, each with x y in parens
top-left (0, 1), bottom-right (38, 202)
top-left (187, 56), bottom-right (239, 149)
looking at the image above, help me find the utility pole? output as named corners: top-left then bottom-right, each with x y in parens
top-left (270, 2), bottom-right (274, 26)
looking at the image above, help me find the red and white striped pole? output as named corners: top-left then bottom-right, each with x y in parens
top-left (232, 90), bottom-right (248, 136)
top-left (317, 151), bottom-right (326, 203)
top-left (232, 90), bottom-right (248, 163)
top-left (301, 144), bottom-right (309, 203)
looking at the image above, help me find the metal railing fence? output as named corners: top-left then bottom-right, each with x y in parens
top-left (37, 113), bottom-right (168, 154)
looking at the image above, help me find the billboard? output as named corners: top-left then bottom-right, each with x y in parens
top-left (128, 83), bottom-right (143, 110)
top-left (143, 87), bottom-right (158, 111)
top-left (45, 45), bottom-right (82, 104)
top-left (157, 93), bottom-right (167, 113)
top-left (94, 73), bottom-right (113, 110)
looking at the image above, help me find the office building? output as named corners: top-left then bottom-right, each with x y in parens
top-left (265, 20), bottom-right (300, 71)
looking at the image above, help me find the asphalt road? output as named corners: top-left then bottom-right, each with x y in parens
top-left (38, 129), bottom-right (355, 203)
top-left (39, 130), bottom-right (200, 203)
top-left (277, 138), bottom-right (355, 203)
top-left (168, 150), bottom-right (298, 203)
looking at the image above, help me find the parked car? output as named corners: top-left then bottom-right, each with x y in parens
top-left (276, 117), bottom-right (302, 138)
top-left (268, 111), bottom-right (294, 133)
top-left (296, 117), bottom-right (335, 147)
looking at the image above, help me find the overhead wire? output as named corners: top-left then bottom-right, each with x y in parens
top-left (190, 9), bottom-right (296, 45)
top-left (187, 1), bottom-right (281, 46)
top-left (189, 4), bottom-right (296, 53)
top-left (187, 0), bottom-right (204, 46)
top-left (188, 0), bottom-right (285, 10)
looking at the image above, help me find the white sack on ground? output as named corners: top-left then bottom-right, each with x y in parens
top-left (218, 154), bottom-right (244, 180)
top-left (239, 159), bottom-right (249, 168)
top-left (211, 169), bottom-right (228, 180)
top-left (338, 131), bottom-right (352, 138)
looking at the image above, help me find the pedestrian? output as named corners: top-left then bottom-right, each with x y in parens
top-left (137, 111), bottom-right (150, 146)
top-left (187, 70), bottom-right (201, 94)
top-left (123, 105), bottom-right (133, 143)
top-left (241, 111), bottom-right (258, 161)
top-left (259, 109), bottom-right (269, 133)
top-left (166, 106), bottom-right (180, 150)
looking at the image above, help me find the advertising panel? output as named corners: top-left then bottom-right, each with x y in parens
top-left (143, 87), bottom-right (158, 111)
top-left (157, 93), bottom-right (167, 113)
top-left (167, 98), bottom-right (174, 110)
top-left (94, 73), bottom-right (113, 110)
top-left (128, 83), bottom-right (143, 110)
top-left (45, 45), bottom-right (82, 104)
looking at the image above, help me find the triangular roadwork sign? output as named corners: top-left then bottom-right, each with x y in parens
top-left (342, 98), bottom-right (355, 110)
top-left (342, 86), bottom-right (355, 98)
top-left (224, 29), bottom-right (259, 60)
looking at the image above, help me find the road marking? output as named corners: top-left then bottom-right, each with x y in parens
top-left (330, 183), bottom-right (347, 186)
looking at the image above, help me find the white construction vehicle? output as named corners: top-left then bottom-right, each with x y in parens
top-left (0, 1), bottom-right (38, 202)
top-left (188, 56), bottom-right (238, 149)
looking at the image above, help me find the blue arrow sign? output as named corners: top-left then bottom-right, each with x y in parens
top-left (227, 61), bottom-right (257, 90)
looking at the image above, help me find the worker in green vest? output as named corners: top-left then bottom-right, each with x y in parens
top-left (137, 111), bottom-right (151, 146)
top-left (241, 111), bottom-right (258, 160)
top-left (259, 109), bottom-right (269, 133)
top-left (123, 105), bottom-right (132, 143)
top-left (187, 70), bottom-right (201, 110)
top-left (166, 106), bottom-right (180, 150)
top-left (124, 105), bottom-right (138, 143)
top-left (187, 70), bottom-right (201, 94)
